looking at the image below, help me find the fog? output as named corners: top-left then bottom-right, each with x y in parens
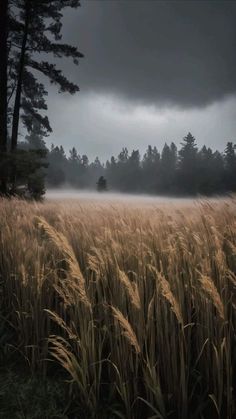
top-left (46, 189), bottom-right (222, 205)
top-left (47, 189), bottom-right (185, 202)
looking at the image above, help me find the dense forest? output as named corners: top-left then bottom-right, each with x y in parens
top-left (20, 128), bottom-right (236, 196)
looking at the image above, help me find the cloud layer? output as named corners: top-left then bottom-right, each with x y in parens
top-left (47, 93), bottom-right (236, 160)
top-left (63, 0), bottom-right (236, 108)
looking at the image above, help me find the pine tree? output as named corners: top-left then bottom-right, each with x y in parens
top-left (47, 145), bottom-right (67, 186)
top-left (178, 133), bottom-right (198, 194)
top-left (160, 142), bottom-right (177, 193)
top-left (24, 120), bottom-right (47, 150)
top-left (142, 145), bottom-right (160, 193)
top-left (67, 147), bottom-right (81, 186)
top-left (9, 0), bottom-right (83, 152)
top-left (97, 176), bottom-right (107, 192)
top-left (224, 142), bottom-right (236, 191)
top-left (0, 0), bottom-right (9, 193)
top-left (0, 0), bottom-right (83, 196)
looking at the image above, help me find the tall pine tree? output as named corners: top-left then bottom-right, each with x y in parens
top-left (0, 0), bottom-right (83, 196)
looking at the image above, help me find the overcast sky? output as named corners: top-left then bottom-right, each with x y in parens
top-left (46, 0), bottom-right (236, 161)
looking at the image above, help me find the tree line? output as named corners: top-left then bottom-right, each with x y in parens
top-left (0, 0), bottom-right (82, 198)
top-left (24, 128), bottom-right (236, 196)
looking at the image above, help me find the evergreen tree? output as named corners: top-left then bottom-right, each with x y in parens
top-left (24, 120), bottom-right (47, 150)
top-left (126, 150), bottom-right (141, 192)
top-left (212, 151), bottom-right (225, 193)
top-left (178, 132), bottom-right (198, 194)
top-left (67, 147), bottom-right (81, 187)
top-left (106, 156), bottom-right (117, 189)
top-left (224, 142), bottom-right (236, 191)
top-left (47, 144), bottom-right (67, 186)
top-left (116, 148), bottom-right (130, 191)
top-left (97, 176), bottom-right (107, 192)
top-left (142, 145), bottom-right (160, 193)
top-left (160, 142), bottom-right (177, 193)
top-left (197, 145), bottom-right (222, 194)
top-left (89, 157), bottom-right (104, 188)
top-left (9, 0), bottom-right (83, 151)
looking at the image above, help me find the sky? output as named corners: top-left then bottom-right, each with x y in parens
top-left (46, 0), bottom-right (236, 161)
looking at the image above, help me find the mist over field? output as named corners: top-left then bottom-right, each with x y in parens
top-left (46, 188), bottom-right (228, 206)
top-left (46, 188), bottom-right (189, 202)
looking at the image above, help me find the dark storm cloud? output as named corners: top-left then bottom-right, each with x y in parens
top-left (62, 0), bottom-right (236, 108)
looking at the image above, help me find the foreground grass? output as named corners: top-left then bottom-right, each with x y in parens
top-left (0, 197), bottom-right (235, 418)
top-left (0, 371), bottom-right (68, 419)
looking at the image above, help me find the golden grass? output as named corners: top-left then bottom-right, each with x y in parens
top-left (0, 196), bottom-right (235, 418)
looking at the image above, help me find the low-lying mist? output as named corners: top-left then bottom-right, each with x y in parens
top-left (47, 188), bottom-right (179, 201)
top-left (46, 188), bottom-right (222, 204)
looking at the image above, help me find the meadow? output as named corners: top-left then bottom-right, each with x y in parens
top-left (0, 196), bottom-right (235, 418)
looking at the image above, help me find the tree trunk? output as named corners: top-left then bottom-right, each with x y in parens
top-left (0, 0), bottom-right (8, 194)
top-left (10, 1), bottom-right (30, 192)
top-left (11, 4), bottom-right (30, 152)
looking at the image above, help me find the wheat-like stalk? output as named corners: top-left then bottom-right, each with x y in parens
top-left (45, 309), bottom-right (77, 340)
top-left (154, 268), bottom-right (183, 326)
top-left (117, 268), bottom-right (141, 310)
top-left (199, 274), bottom-right (225, 320)
top-left (36, 216), bottom-right (91, 309)
top-left (148, 264), bottom-right (183, 325)
top-left (111, 306), bottom-right (141, 354)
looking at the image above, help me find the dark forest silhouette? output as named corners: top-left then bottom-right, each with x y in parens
top-left (22, 129), bottom-right (236, 196)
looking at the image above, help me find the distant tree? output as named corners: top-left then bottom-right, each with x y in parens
top-left (67, 147), bottom-right (81, 186)
top-left (47, 145), bottom-right (67, 186)
top-left (97, 176), bottom-right (107, 192)
top-left (224, 142), bottom-right (236, 191)
top-left (89, 157), bottom-right (104, 188)
top-left (178, 132), bottom-right (198, 194)
top-left (126, 150), bottom-right (141, 192)
top-left (118, 147), bottom-right (129, 164)
top-left (106, 156), bottom-right (118, 189)
top-left (212, 151), bottom-right (225, 193)
top-left (142, 145), bottom-right (161, 193)
top-left (115, 148), bottom-right (130, 191)
top-left (197, 146), bottom-right (214, 194)
top-left (69, 147), bottom-right (80, 162)
top-left (160, 142), bottom-right (177, 193)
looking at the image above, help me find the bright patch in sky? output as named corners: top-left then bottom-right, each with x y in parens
top-left (47, 92), bottom-right (236, 161)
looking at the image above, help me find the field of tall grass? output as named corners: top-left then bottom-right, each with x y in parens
top-left (0, 197), bottom-right (235, 418)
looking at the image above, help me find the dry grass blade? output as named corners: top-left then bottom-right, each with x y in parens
top-left (35, 216), bottom-right (91, 309)
top-left (44, 309), bottom-right (77, 340)
top-left (198, 274), bottom-right (225, 320)
top-left (158, 272), bottom-right (183, 326)
top-left (117, 268), bottom-right (141, 310)
top-left (111, 306), bottom-right (141, 354)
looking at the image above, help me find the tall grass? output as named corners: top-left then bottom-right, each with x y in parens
top-left (0, 197), bottom-right (235, 418)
